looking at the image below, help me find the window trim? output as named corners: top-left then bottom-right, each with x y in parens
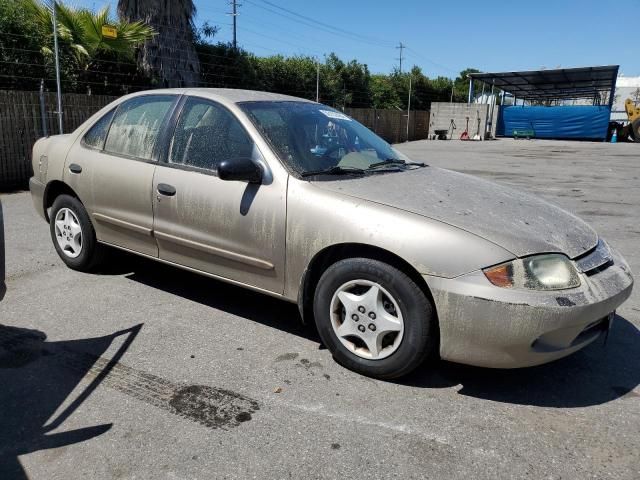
top-left (81, 93), bottom-right (180, 164)
top-left (159, 95), bottom-right (261, 177)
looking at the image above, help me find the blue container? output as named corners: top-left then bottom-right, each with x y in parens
top-left (497, 105), bottom-right (610, 140)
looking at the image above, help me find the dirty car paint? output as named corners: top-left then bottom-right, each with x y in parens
top-left (312, 167), bottom-right (598, 258)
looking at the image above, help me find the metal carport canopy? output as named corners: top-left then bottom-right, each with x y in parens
top-left (468, 65), bottom-right (619, 101)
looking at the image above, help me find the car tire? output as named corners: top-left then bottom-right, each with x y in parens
top-left (49, 194), bottom-right (105, 272)
top-left (313, 258), bottom-right (437, 379)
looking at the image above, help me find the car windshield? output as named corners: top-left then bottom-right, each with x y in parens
top-left (239, 101), bottom-right (410, 175)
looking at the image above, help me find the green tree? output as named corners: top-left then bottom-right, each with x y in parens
top-left (454, 68), bottom-right (481, 101)
top-left (321, 53), bottom-right (371, 109)
top-left (255, 54), bottom-right (319, 99)
top-left (25, 1), bottom-right (155, 67)
top-left (0, 0), bottom-right (50, 90)
top-left (15, 1), bottom-right (155, 94)
top-left (370, 74), bottom-right (401, 109)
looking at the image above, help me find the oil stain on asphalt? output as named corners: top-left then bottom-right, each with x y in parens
top-left (0, 325), bottom-right (260, 430)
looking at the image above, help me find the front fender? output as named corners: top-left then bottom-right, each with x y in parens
top-left (284, 178), bottom-right (514, 300)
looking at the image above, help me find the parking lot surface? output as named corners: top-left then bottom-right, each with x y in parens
top-left (1, 138), bottom-right (639, 479)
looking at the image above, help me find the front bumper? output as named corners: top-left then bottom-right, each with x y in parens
top-left (29, 177), bottom-right (47, 221)
top-left (426, 248), bottom-right (634, 368)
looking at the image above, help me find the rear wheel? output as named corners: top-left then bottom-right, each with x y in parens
top-left (313, 258), bottom-right (437, 379)
top-left (50, 195), bottom-right (105, 272)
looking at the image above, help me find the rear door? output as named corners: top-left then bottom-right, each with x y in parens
top-left (151, 96), bottom-right (287, 294)
top-left (65, 94), bottom-right (177, 256)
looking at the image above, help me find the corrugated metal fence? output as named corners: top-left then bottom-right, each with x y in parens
top-left (0, 90), bottom-right (430, 189)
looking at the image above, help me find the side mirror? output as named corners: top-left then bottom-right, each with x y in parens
top-left (217, 157), bottom-right (262, 184)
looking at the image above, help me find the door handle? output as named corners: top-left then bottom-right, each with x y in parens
top-left (157, 183), bottom-right (176, 196)
top-left (69, 163), bottom-right (82, 174)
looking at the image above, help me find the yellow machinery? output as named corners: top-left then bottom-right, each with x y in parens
top-left (624, 98), bottom-right (640, 140)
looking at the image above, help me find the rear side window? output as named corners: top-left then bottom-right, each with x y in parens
top-left (169, 97), bottom-right (254, 171)
top-left (104, 95), bottom-right (175, 160)
top-left (83, 108), bottom-right (116, 149)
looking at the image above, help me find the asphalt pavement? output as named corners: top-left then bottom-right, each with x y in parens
top-left (1, 138), bottom-right (638, 479)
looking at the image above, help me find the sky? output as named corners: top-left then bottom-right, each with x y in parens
top-left (80, 0), bottom-right (639, 78)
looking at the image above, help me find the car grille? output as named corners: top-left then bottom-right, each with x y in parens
top-left (574, 239), bottom-right (613, 276)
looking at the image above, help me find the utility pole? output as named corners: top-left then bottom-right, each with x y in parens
top-left (396, 42), bottom-right (405, 74)
top-left (52, 0), bottom-right (63, 134)
top-left (406, 75), bottom-right (412, 142)
top-left (230, 0), bottom-right (239, 49)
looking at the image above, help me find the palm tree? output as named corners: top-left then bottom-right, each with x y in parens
top-left (117, 0), bottom-right (201, 87)
top-left (25, 1), bottom-right (156, 69)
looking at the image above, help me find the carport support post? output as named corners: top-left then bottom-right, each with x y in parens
top-left (468, 77), bottom-right (474, 104)
top-left (485, 81), bottom-right (495, 139)
top-left (607, 85), bottom-right (616, 111)
top-left (607, 66), bottom-right (618, 112)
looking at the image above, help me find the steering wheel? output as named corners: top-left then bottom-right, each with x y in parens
top-left (320, 144), bottom-right (343, 159)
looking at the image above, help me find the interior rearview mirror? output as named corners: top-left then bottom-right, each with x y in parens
top-left (217, 158), bottom-right (262, 184)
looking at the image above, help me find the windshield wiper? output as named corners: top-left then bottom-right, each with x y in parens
top-left (301, 165), bottom-right (366, 177)
top-left (367, 158), bottom-right (427, 170)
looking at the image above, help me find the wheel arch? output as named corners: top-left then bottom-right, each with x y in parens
top-left (43, 181), bottom-right (81, 222)
top-left (298, 242), bottom-right (439, 339)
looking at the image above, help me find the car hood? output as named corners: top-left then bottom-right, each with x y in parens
top-left (311, 166), bottom-right (598, 258)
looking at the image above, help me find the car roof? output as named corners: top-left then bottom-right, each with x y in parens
top-left (126, 88), bottom-right (316, 105)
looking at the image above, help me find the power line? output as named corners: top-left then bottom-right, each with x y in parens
top-left (243, 0), bottom-right (394, 48)
top-left (404, 46), bottom-right (458, 75)
top-left (256, 0), bottom-right (394, 47)
top-left (240, 26), bottom-right (324, 57)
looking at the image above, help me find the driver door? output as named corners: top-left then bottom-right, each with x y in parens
top-left (151, 96), bottom-right (287, 294)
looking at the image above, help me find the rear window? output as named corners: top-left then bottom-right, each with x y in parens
top-left (83, 108), bottom-right (116, 149)
top-left (104, 95), bottom-right (175, 160)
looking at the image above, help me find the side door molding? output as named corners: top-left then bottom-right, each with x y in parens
top-left (93, 212), bottom-right (153, 236)
top-left (153, 230), bottom-right (275, 270)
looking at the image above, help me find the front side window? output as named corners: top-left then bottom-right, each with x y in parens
top-left (83, 108), bottom-right (116, 149)
top-left (169, 97), bottom-right (255, 171)
top-left (239, 101), bottom-right (408, 175)
top-left (104, 95), bottom-right (175, 160)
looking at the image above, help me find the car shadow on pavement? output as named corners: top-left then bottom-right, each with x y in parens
top-left (0, 323), bottom-right (142, 480)
top-left (399, 314), bottom-right (640, 408)
top-left (112, 251), bottom-right (639, 409)
top-left (120, 253), bottom-right (322, 344)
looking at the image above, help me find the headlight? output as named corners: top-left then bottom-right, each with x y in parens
top-left (483, 254), bottom-right (581, 290)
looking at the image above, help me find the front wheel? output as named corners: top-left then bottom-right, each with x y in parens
top-left (50, 194), bottom-right (105, 272)
top-left (313, 258), bottom-right (438, 379)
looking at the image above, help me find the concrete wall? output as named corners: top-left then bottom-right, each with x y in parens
top-left (428, 102), bottom-right (499, 140)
